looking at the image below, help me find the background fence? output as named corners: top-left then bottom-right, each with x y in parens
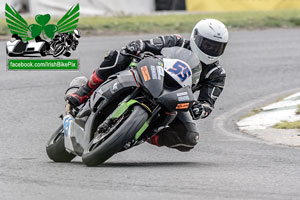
top-left (2, 0), bottom-right (300, 16)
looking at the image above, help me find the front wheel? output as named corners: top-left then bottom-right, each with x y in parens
top-left (82, 105), bottom-right (148, 166)
top-left (53, 45), bottom-right (66, 57)
top-left (46, 125), bottom-right (76, 162)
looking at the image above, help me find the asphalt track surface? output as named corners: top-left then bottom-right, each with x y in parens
top-left (1, 29), bottom-right (300, 200)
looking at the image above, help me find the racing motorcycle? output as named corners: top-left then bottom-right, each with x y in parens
top-left (50, 30), bottom-right (80, 57)
top-left (46, 47), bottom-right (201, 166)
top-left (6, 34), bottom-right (49, 57)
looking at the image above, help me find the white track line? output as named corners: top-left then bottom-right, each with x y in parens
top-left (213, 87), bottom-right (300, 142)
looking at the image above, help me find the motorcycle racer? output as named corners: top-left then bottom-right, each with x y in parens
top-left (66, 19), bottom-right (228, 152)
top-left (51, 29), bottom-right (80, 57)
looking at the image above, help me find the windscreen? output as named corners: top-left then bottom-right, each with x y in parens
top-left (161, 47), bottom-right (202, 85)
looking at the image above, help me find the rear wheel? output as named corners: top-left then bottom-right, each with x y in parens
top-left (40, 43), bottom-right (48, 57)
top-left (82, 105), bottom-right (148, 166)
top-left (46, 125), bottom-right (76, 162)
top-left (40, 50), bottom-right (47, 57)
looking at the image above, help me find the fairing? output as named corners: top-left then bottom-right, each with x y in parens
top-left (157, 87), bottom-right (195, 112)
top-left (161, 47), bottom-right (201, 86)
top-left (135, 57), bottom-right (165, 98)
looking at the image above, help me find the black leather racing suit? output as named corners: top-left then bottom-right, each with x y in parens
top-left (70, 35), bottom-right (226, 152)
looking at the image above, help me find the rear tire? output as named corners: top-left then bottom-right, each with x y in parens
top-left (82, 106), bottom-right (148, 166)
top-left (46, 125), bottom-right (76, 162)
top-left (40, 51), bottom-right (47, 57)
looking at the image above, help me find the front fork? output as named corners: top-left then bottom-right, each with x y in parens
top-left (97, 87), bottom-right (167, 142)
top-left (96, 88), bottom-right (147, 135)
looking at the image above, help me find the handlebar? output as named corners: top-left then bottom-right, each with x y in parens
top-left (120, 50), bottom-right (162, 63)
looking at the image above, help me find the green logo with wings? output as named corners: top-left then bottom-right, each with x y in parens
top-left (5, 3), bottom-right (80, 41)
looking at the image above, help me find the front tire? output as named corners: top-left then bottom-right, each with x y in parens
top-left (53, 45), bottom-right (66, 57)
top-left (82, 106), bottom-right (148, 166)
top-left (46, 125), bottom-right (76, 162)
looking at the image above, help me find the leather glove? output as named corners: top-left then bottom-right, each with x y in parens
top-left (125, 40), bottom-right (145, 55)
top-left (190, 101), bottom-right (212, 120)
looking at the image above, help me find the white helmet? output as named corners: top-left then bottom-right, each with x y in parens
top-left (190, 19), bottom-right (229, 65)
top-left (72, 29), bottom-right (80, 38)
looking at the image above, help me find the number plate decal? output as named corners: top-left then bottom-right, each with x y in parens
top-left (63, 116), bottom-right (72, 136)
top-left (176, 103), bottom-right (190, 109)
top-left (167, 61), bottom-right (191, 82)
top-left (141, 66), bottom-right (151, 81)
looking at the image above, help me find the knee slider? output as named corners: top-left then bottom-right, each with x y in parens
top-left (184, 131), bottom-right (200, 146)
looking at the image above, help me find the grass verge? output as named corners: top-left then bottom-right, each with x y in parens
top-left (1, 10), bottom-right (300, 36)
top-left (239, 108), bottom-right (263, 120)
top-left (296, 105), bottom-right (300, 115)
top-left (273, 120), bottom-right (300, 130)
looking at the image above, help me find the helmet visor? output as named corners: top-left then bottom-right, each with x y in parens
top-left (194, 32), bottom-right (227, 57)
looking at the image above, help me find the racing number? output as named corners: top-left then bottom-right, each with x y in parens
top-left (167, 61), bottom-right (191, 82)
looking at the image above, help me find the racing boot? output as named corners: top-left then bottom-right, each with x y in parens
top-left (65, 70), bottom-right (104, 107)
top-left (65, 76), bottom-right (88, 105)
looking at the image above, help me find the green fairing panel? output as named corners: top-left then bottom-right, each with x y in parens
top-left (134, 121), bottom-right (149, 140)
top-left (111, 99), bottom-right (150, 140)
top-left (110, 99), bottom-right (139, 119)
top-left (129, 62), bottom-right (137, 68)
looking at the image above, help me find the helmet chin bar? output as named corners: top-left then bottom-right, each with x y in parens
top-left (199, 51), bottom-right (218, 65)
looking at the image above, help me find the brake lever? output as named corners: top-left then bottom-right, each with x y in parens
top-left (120, 50), bottom-right (163, 63)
